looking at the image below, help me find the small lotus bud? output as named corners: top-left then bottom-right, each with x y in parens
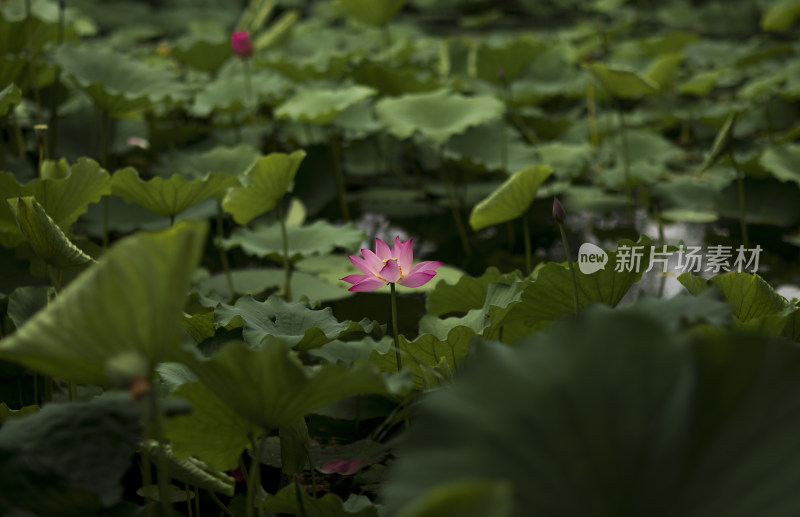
top-left (33, 124), bottom-right (48, 148)
top-left (553, 197), bottom-right (566, 224)
top-left (231, 31), bottom-right (253, 59)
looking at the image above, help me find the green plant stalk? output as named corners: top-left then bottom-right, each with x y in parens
top-left (12, 114), bottom-right (25, 158)
top-left (438, 150), bottom-right (471, 258)
top-left (294, 478), bottom-right (308, 517)
top-left (617, 105), bottom-right (633, 225)
top-left (329, 130), bottom-right (350, 221)
top-left (730, 151), bottom-right (749, 249)
top-left (390, 282), bottom-right (402, 371)
top-left (194, 486), bottom-right (200, 517)
top-left (216, 203), bottom-right (235, 299)
top-left (243, 59), bottom-right (254, 115)
top-left (185, 483), bottom-right (193, 517)
top-left (522, 213), bottom-right (532, 276)
top-left (558, 223), bottom-right (579, 314)
top-left (587, 80), bottom-right (599, 152)
top-left (25, 0), bottom-right (42, 120)
top-left (246, 436), bottom-right (264, 517)
top-left (146, 381), bottom-right (172, 517)
top-left (652, 203), bottom-right (667, 299)
top-left (277, 201), bottom-right (291, 300)
top-left (500, 82), bottom-right (509, 172)
top-left (208, 490), bottom-right (237, 517)
top-left (101, 112), bottom-right (112, 248)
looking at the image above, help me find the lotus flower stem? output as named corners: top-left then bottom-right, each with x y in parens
top-left (559, 224), bottom-right (579, 314)
top-left (243, 58), bottom-right (254, 114)
top-left (246, 435), bottom-right (264, 517)
top-left (587, 80), bottom-right (599, 151)
top-left (208, 490), bottom-right (237, 517)
top-left (438, 148), bottom-right (471, 258)
top-left (12, 113), bottom-right (25, 158)
top-left (729, 151), bottom-right (749, 249)
top-left (329, 129), bottom-right (350, 221)
top-left (216, 203), bottom-right (235, 299)
top-left (277, 201), bottom-right (291, 300)
top-left (25, 0), bottom-right (43, 120)
top-left (522, 211), bottom-right (532, 276)
top-left (616, 104), bottom-right (633, 225)
top-left (390, 282), bottom-right (402, 371)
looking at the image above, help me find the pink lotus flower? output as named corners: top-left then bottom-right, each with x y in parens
top-left (342, 237), bottom-right (442, 292)
top-left (231, 31), bottom-right (253, 59)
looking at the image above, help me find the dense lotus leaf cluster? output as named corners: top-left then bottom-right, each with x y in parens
top-left (1, 0), bottom-right (800, 515)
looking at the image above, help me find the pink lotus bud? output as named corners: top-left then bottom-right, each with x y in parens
top-left (553, 197), bottom-right (566, 224)
top-left (231, 31), bottom-right (253, 59)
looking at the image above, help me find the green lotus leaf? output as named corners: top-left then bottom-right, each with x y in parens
top-left (7, 285), bottom-right (49, 330)
top-left (678, 272), bottom-right (795, 335)
top-left (679, 69), bottom-right (726, 96)
top-left (597, 129), bottom-right (683, 188)
top-left (275, 85), bottom-right (377, 125)
top-left (759, 143), bottom-right (800, 186)
top-left (644, 52), bottom-right (684, 90)
top-left (52, 44), bottom-right (187, 117)
top-left (0, 221), bottom-right (208, 384)
top-left (190, 64), bottom-right (292, 116)
top-left (264, 484), bottom-right (379, 516)
top-left (375, 89), bottom-right (505, 145)
top-left (469, 165), bottom-right (553, 231)
top-left (0, 158), bottom-right (111, 248)
top-left (221, 220), bottom-right (364, 262)
top-left (7, 197), bottom-right (94, 269)
top-left (336, 0), bottom-right (405, 27)
top-left (214, 295), bottom-right (377, 349)
top-left (140, 439), bottom-right (236, 496)
top-left (152, 144), bottom-right (261, 179)
top-left (394, 480), bottom-right (513, 517)
top-left (0, 56), bottom-right (26, 94)
top-left (0, 402), bottom-right (38, 423)
top-left (0, 0), bottom-right (80, 55)
top-left (164, 380), bottom-right (258, 473)
top-left (0, 394), bottom-right (140, 516)
top-left (584, 62), bottom-right (659, 98)
top-left (426, 267), bottom-right (520, 316)
top-left (175, 339), bottom-right (411, 431)
top-left (111, 168), bottom-right (240, 219)
top-left (171, 32), bottom-right (229, 73)
top-left (475, 35), bottom-right (545, 83)
top-left (444, 120), bottom-right (539, 174)
top-left (221, 150), bottom-right (306, 225)
top-left (761, 0), bottom-right (800, 31)
top-left (0, 83), bottom-right (21, 116)
top-left (697, 111), bottom-right (737, 174)
top-left (382, 303), bottom-right (800, 517)
top-left (349, 60), bottom-right (439, 96)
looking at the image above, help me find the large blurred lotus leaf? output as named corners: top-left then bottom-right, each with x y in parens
top-left (597, 130), bottom-right (683, 188)
top-left (584, 62), bottom-right (659, 98)
top-left (715, 177), bottom-right (800, 226)
top-left (0, 394), bottom-right (140, 516)
top-left (678, 272), bottom-right (795, 335)
top-left (7, 197), bottom-right (94, 269)
top-left (0, 221), bottom-right (208, 384)
top-left (611, 31), bottom-right (698, 60)
top-left (190, 65), bottom-right (292, 116)
top-left (394, 480), bottom-right (513, 517)
top-left (221, 220), bottom-right (364, 262)
top-left (175, 339), bottom-right (411, 431)
top-left (512, 44), bottom-right (587, 102)
top-left (140, 439), bottom-right (236, 496)
top-left (759, 143), bottom-right (800, 186)
top-left (375, 89), bottom-right (505, 145)
top-left (111, 168), bottom-right (239, 219)
top-left (0, 83), bottom-right (21, 116)
top-left (275, 85), bottom-right (377, 125)
top-left (475, 35), bottom-right (545, 83)
top-left (197, 268), bottom-right (356, 304)
top-left (221, 150), bottom-right (306, 225)
top-left (349, 60), bottom-right (439, 96)
top-left (761, 0), bottom-right (800, 31)
top-left (171, 32), bottom-right (229, 73)
top-left (382, 303), bottom-right (800, 517)
top-left (7, 285), bottom-right (49, 329)
top-left (264, 484), bottom-right (379, 516)
top-left (469, 165), bottom-right (553, 231)
top-left (164, 381), bottom-right (257, 472)
top-left (336, 0), bottom-right (405, 26)
top-left (53, 44), bottom-right (187, 117)
top-left (152, 144), bottom-right (261, 179)
top-left (0, 56), bottom-right (26, 93)
top-left (0, 158), bottom-right (111, 247)
top-left (214, 295), bottom-right (377, 349)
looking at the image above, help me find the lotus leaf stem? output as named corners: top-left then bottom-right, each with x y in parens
top-left (277, 201), bottom-right (291, 300)
top-left (558, 223), bottom-right (580, 314)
